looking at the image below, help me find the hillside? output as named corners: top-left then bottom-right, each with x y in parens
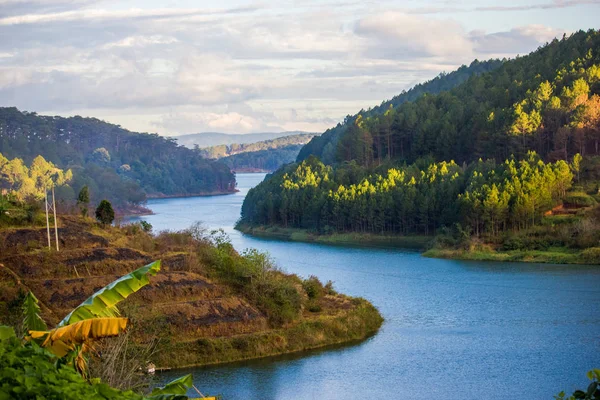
top-left (175, 131), bottom-right (314, 149)
top-left (297, 58), bottom-right (504, 164)
top-left (221, 144), bottom-right (304, 172)
top-left (239, 30), bottom-right (600, 264)
top-left (199, 133), bottom-right (318, 172)
top-left (198, 133), bottom-right (317, 159)
top-left (298, 30), bottom-right (600, 166)
top-left (0, 215), bottom-right (383, 369)
top-left (0, 108), bottom-right (236, 208)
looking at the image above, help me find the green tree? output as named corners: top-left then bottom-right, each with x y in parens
top-left (77, 185), bottom-right (90, 218)
top-left (95, 199), bottom-right (115, 226)
top-left (572, 153), bottom-right (583, 182)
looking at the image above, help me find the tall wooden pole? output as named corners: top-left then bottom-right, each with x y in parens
top-left (44, 185), bottom-right (51, 249)
top-left (52, 185), bottom-right (59, 251)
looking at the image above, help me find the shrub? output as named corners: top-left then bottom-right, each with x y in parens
top-left (564, 192), bottom-right (597, 208)
top-left (139, 221), bottom-right (152, 233)
top-left (324, 280), bottom-right (337, 295)
top-left (501, 236), bottom-right (525, 251)
top-left (0, 336), bottom-right (146, 400)
top-left (302, 276), bottom-right (324, 299)
top-left (582, 247), bottom-right (600, 264)
top-left (95, 199), bottom-right (115, 225)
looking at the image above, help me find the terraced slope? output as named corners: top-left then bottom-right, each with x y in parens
top-left (0, 217), bottom-right (382, 368)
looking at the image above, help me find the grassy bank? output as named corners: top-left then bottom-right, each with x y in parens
top-left (424, 247), bottom-right (600, 265)
top-left (237, 223), bottom-right (600, 265)
top-left (155, 298), bottom-right (382, 369)
top-left (236, 223), bottom-right (431, 250)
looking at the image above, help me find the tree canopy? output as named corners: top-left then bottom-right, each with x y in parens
top-left (0, 109), bottom-right (236, 206)
top-left (298, 30), bottom-right (600, 166)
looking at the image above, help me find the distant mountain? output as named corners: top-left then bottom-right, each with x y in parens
top-left (199, 133), bottom-right (317, 158)
top-left (221, 144), bottom-right (306, 172)
top-left (175, 131), bottom-right (315, 149)
top-left (198, 133), bottom-right (319, 172)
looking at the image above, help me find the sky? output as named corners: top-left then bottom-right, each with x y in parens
top-left (0, 0), bottom-right (599, 136)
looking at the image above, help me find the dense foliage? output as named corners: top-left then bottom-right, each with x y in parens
top-left (0, 153), bottom-right (72, 202)
top-left (240, 153), bottom-right (574, 236)
top-left (0, 108), bottom-right (236, 206)
top-left (221, 144), bottom-right (304, 171)
top-left (199, 133), bottom-right (316, 159)
top-left (298, 58), bottom-right (504, 164)
top-left (0, 336), bottom-right (156, 400)
top-left (299, 30), bottom-right (600, 166)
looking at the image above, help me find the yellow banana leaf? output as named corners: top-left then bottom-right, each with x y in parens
top-left (58, 260), bottom-right (161, 326)
top-left (30, 317), bottom-right (128, 357)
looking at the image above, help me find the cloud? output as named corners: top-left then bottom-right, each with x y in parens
top-left (475, 0), bottom-right (600, 12)
top-left (471, 25), bottom-right (565, 54)
top-left (355, 12), bottom-right (473, 59)
top-left (0, 0), bottom-right (103, 17)
top-left (0, 1), bottom-right (580, 134)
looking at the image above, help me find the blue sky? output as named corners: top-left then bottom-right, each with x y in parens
top-left (0, 0), bottom-right (598, 135)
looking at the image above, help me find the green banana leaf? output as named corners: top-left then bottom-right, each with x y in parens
top-left (23, 291), bottom-right (48, 332)
top-left (151, 374), bottom-right (193, 396)
top-left (58, 260), bottom-right (161, 326)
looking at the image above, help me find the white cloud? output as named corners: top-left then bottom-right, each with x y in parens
top-left (355, 12), bottom-right (473, 59)
top-left (0, 1), bottom-right (583, 134)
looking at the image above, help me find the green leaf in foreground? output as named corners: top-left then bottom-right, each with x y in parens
top-left (0, 325), bottom-right (16, 340)
top-left (58, 260), bottom-right (161, 326)
top-left (151, 374), bottom-right (193, 396)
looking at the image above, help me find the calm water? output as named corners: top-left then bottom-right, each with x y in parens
top-left (128, 173), bottom-right (600, 400)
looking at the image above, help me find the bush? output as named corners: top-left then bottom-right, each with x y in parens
top-left (302, 276), bottom-right (324, 299)
top-left (95, 199), bottom-right (115, 225)
top-left (0, 336), bottom-right (147, 400)
top-left (582, 247), bottom-right (600, 264)
top-left (564, 192), bottom-right (597, 208)
top-left (501, 236), bottom-right (525, 251)
top-left (139, 221), bottom-right (152, 233)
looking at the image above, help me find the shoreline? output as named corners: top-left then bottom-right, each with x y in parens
top-left (146, 189), bottom-right (238, 199)
top-left (235, 224), bottom-right (431, 250)
top-left (153, 298), bottom-right (383, 370)
top-left (236, 224), bottom-right (599, 265)
top-left (119, 190), bottom-right (239, 218)
top-left (423, 248), bottom-right (599, 265)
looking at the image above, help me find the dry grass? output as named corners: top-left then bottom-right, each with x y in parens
top-left (0, 216), bottom-right (383, 371)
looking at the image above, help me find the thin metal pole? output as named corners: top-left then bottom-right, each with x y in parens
top-left (52, 185), bottom-right (59, 251)
top-left (44, 185), bottom-right (51, 249)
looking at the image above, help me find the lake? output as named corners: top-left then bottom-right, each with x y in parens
top-left (128, 173), bottom-right (600, 400)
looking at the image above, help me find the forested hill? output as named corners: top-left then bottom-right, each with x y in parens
top-left (0, 108), bottom-right (236, 206)
top-left (199, 133), bottom-right (317, 159)
top-left (221, 144), bottom-right (305, 172)
top-left (297, 58), bottom-right (504, 164)
top-left (240, 30), bottom-right (600, 258)
top-left (298, 30), bottom-right (600, 166)
top-left (176, 131), bottom-right (313, 149)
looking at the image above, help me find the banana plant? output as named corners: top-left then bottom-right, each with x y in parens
top-left (59, 260), bottom-right (161, 326)
top-left (14, 260), bottom-right (212, 399)
top-left (27, 261), bottom-right (161, 359)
